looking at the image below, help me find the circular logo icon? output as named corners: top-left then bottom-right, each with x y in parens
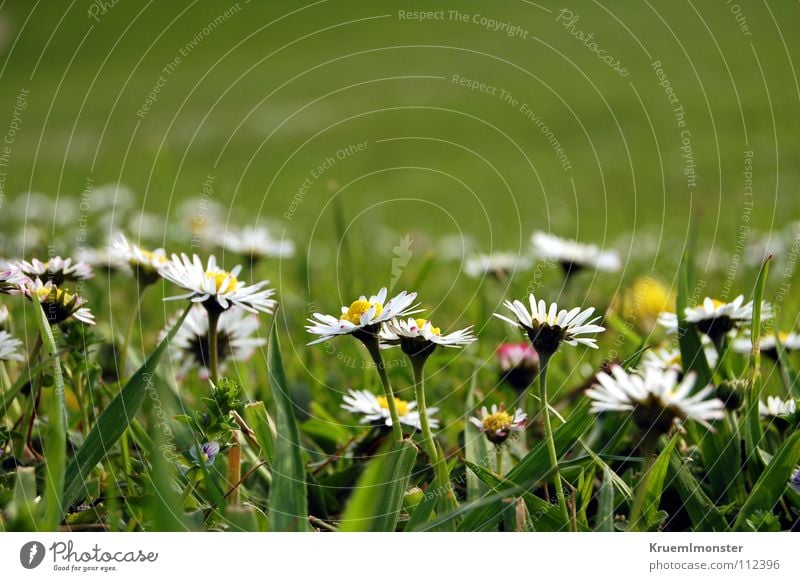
top-left (19, 541), bottom-right (46, 569)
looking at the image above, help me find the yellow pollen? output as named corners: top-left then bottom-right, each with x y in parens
top-left (415, 318), bottom-right (441, 335)
top-left (141, 250), bottom-right (167, 265)
top-left (778, 331), bottom-right (790, 342)
top-left (711, 299), bottom-right (726, 309)
top-left (376, 395), bottom-right (409, 416)
top-left (341, 299), bottom-right (383, 325)
top-left (482, 410), bottom-right (512, 433)
top-left (205, 270), bottom-right (239, 292)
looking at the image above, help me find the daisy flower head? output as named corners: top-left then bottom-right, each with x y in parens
top-left (341, 389), bottom-right (438, 430)
top-left (76, 245), bottom-right (128, 274)
top-left (160, 253), bottom-right (276, 315)
top-left (23, 278), bottom-right (95, 326)
top-left (497, 342), bottom-right (539, 391)
top-left (531, 231), bottom-right (621, 275)
top-left (759, 396), bottom-right (797, 420)
top-left (306, 287), bottom-right (418, 345)
top-left (733, 331), bottom-right (800, 359)
top-left (0, 330), bottom-right (24, 362)
top-left (684, 296), bottom-right (771, 341)
top-left (469, 404), bottom-right (527, 445)
top-left (218, 225), bottom-right (295, 262)
top-left (642, 345), bottom-right (718, 374)
top-left (495, 293), bottom-right (605, 356)
top-left (11, 256), bottom-right (93, 285)
top-left (586, 365), bottom-right (724, 431)
top-left (0, 267), bottom-right (29, 295)
top-left (161, 305), bottom-right (266, 380)
top-left (464, 252), bottom-right (532, 279)
top-left (380, 317), bottom-right (476, 359)
top-left (111, 233), bottom-right (169, 285)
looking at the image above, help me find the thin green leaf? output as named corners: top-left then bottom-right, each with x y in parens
top-left (62, 304), bottom-right (191, 510)
top-left (244, 401), bottom-right (276, 464)
top-left (267, 321), bottom-right (310, 531)
top-left (676, 251), bottom-right (712, 386)
top-left (744, 256), bottom-right (771, 463)
top-left (464, 366), bottom-right (488, 502)
top-left (642, 433), bottom-right (680, 528)
top-left (666, 450), bottom-right (728, 531)
top-left (595, 466), bottom-right (616, 531)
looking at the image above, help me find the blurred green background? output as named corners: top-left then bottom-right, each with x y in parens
top-left (0, 0), bottom-right (798, 278)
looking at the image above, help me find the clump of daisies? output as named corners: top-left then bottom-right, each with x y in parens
top-left (341, 389), bottom-right (438, 431)
top-left (161, 305), bottom-right (266, 381)
top-left (531, 231), bottom-right (620, 276)
top-left (306, 287), bottom-right (418, 441)
top-left (495, 293), bottom-right (604, 520)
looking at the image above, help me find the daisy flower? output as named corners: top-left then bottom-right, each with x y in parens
top-left (531, 232), bottom-right (620, 274)
top-left (160, 253), bottom-right (276, 314)
top-left (10, 256), bottom-right (93, 285)
top-left (0, 267), bottom-right (28, 294)
top-left (0, 305), bottom-right (9, 329)
top-left (660, 296), bottom-right (772, 343)
top-left (495, 293), bottom-right (605, 355)
top-left (161, 305), bottom-right (266, 380)
top-left (76, 246), bottom-right (128, 274)
top-left (733, 331), bottom-right (800, 358)
top-left (341, 389), bottom-right (438, 430)
top-left (112, 232), bottom-right (169, 285)
top-left (380, 317), bottom-right (476, 359)
top-left (586, 365), bottom-right (724, 431)
top-left (306, 287), bottom-right (418, 345)
top-left (218, 226), bottom-right (295, 262)
top-left (464, 252), bottom-right (532, 279)
top-left (497, 342), bottom-right (540, 391)
top-left (0, 330), bottom-right (24, 361)
top-left (23, 278), bottom-right (95, 326)
top-left (469, 404), bottom-right (527, 445)
top-left (642, 345), bottom-right (718, 373)
top-left (759, 396), bottom-right (796, 419)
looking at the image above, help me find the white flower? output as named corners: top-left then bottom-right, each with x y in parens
top-left (23, 278), bottom-right (95, 326)
top-left (494, 293), bottom-right (605, 352)
top-left (341, 389), bottom-right (438, 430)
top-left (160, 253), bottom-right (276, 314)
top-left (464, 252), bottom-right (532, 278)
top-left (0, 330), bottom-right (24, 361)
top-left (658, 296), bottom-right (772, 339)
top-left (0, 267), bottom-right (29, 294)
top-left (91, 183), bottom-right (135, 214)
top-left (469, 404), bottom-right (527, 444)
top-left (586, 365), bottom-right (724, 430)
top-left (161, 305), bottom-right (266, 380)
top-left (759, 396), bottom-right (796, 419)
top-left (111, 233), bottom-right (168, 284)
top-left (380, 317), bottom-right (476, 348)
top-left (11, 256), bottom-right (93, 285)
top-left (733, 331), bottom-right (800, 355)
top-left (218, 226), bottom-right (295, 260)
top-left (306, 287), bottom-right (419, 345)
top-left (642, 345), bottom-right (718, 373)
top-left (76, 246), bottom-right (128, 273)
top-left (531, 232), bottom-right (620, 273)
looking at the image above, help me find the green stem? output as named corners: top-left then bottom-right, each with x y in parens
top-left (207, 308), bottom-right (221, 385)
top-left (539, 354), bottom-right (569, 523)
top-left (628, 435), bottom-right (659, 531)
top-left (495, 446), bottom-right (503, 475)
top-left (119, 288), bottom-right (149, 381)
top-left (362, 337), bottom-right (403, 442)
top-left (32, 301), bottom-right (66, 530)
top-left (411, 357), bottom-right (457, 510)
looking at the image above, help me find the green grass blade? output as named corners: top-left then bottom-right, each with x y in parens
top-left (62, 304), bottom-right (191, 511)
top-left (244, 401), bottom-right (276, 464)
top-left (734, 429), bottom-right (800, 530)
top-left (744, 257), bottom-right (771, 463)
top-left (595, 466), bottom-right (616, 531)
top-left (642, 433), bottom-right (679, 528)
top-left (667, 450), bottom-right (727, 531)
top-left (676, 251), bottom-right (712, 387)
top-left (267, 321), bottom-right (309, 531)
top-left (339, 439), bottom-right (418, 532)
top-left (464, 366), bottom-right (488, 502)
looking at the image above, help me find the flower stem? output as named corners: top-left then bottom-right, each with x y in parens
top-left (495, 446), bottom-right (504, 475)
top-left (207, 308), bottom-right (221, 385)
top-left (411, 357), bottom-right (457, 510)
top-left (538, 354), bottom-right (569, 523)
top-left (628, 434), bottom-right (659, 531)
top-left (362, 336), bottom-right (403, 442)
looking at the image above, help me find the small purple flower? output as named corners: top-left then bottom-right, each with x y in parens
top-left (190, 441), bottom-right (220, 466)
top-left (790, 468), bottom-right (800, 494)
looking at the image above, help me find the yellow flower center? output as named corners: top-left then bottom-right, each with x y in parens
top-left (415, 318), bottom-right (441, 335)
top-left (34, 285), bottom-right (72, 304)
top-left (778, 331), bottom-right (790, 342)
top-left (482, 410), bottom-right (512, 434)
top-left (376, 395), bottom-right (409, 416)
top-left (205, 270), bottom-right (239, 292)
top-left (341, 299), bottom-right (383, 325)
top-left (711, 299), bottom-right (726, 309)
top-left (141, 250), bottom-right (167, 265)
